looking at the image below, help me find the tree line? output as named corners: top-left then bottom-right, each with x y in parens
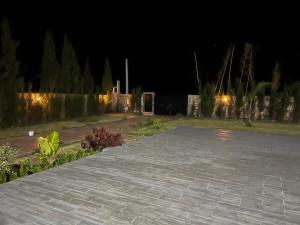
top-left (0, 19), bottom-right (114, 127)
top-left (197, 43), bottom-right (300, 124)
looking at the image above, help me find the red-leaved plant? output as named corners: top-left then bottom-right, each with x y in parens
top-left (81, 127), bottom-right (123, 151)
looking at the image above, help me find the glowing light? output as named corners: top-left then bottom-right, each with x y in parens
top-left (222, 95), bottom-right (230, 104)
top-left (31, 93), bottom-right (48, 107)
top-left (216, 95), bottom-right (230, 105)
top-left (99, 94), bottom-right (109, 105)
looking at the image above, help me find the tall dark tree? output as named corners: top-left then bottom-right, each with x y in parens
top-left (59, 35), bottom-right (72, 93)
top-left (0, 19), bottom-right (20, 127)
top-left (59, 35), bottom-right (81, 93)
top-left (40, 30), bottom-right (60, 92)
top-left (70, 44), bottom-right (81, 93)
top-left (83, 58), bottom-right (94, 94)
top-left (102, 58), bottom-right (113, 93)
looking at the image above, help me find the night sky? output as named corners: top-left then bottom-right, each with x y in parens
top-left (1, 4), bottom-right (299, 95)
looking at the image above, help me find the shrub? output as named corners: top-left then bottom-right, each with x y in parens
top-left (81, 127), bottom-right (123, 151)
top-left (67, 153), bottom-right (77, 162)
top-left (0, 144), bottom-right (17, 182)
top-left (32, 164), bottom-right (42, 173)
top-left (55, 153), bottom-right (68, 166)
top-left (19, 159), bottom-right (31, 177)
top-left (0, 171), bottom-right (5, 184)
top-left (76, 149), bottom-right (85, 159)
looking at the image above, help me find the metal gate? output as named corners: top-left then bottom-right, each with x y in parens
top-left (154, 96), bottom-right (187, 115)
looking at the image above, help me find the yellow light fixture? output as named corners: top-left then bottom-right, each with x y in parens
top-left (31, 93), bottom-right (48, 108)
top-left (99, 94), bottom-right (109, 105)
top-left (221, 95), bottom-right (230, 105)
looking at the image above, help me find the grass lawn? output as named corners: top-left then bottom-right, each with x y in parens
top-left (174, 117), bottom-right (300, 136)
top-left (0, 114), bottom-right (131, 139)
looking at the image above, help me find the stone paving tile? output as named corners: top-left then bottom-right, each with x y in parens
top-left (1, 127), bottom-right (300, 224)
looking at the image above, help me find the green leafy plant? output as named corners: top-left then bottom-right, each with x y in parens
top-left (38, 131), bottom-right (60, 157)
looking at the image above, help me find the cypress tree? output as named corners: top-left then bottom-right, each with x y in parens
top-left (0, 19), bottom-right (20, 127)
top-left (59, 35), bottom-right (72, 93)
top-left (60, 34), bottom-right (82, 93)
top-left (70, 44), bottom-right (81, 93)
top-left (102, 58), bottom-right (113, 93)
top-left (83, 58), bottom-right (94, 94)
top-left (40, 30), bottom-right (60, 92)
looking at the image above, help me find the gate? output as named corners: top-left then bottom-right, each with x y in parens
top-left (154, 96), bottom-right (187, 115)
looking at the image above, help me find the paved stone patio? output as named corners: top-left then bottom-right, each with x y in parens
top-left (1, 127), bottom-right (300, 225)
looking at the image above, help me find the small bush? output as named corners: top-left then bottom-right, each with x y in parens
top-left (67, 153), bottom-right (77, 162)
top-left (0, 144), bottom-right (17, 181)
top-left (32, 164), bottom-right (42, 173)
top-left (19, 159), bottom-right (31, 177)
top-left (55, 153), bottom-right (68, 166)
top-left (76, 149), bottom-right (85, 159)
top-left (0, 171), bottom-right (5, 184)
top-left (81, 127), bottom-right (123, 151)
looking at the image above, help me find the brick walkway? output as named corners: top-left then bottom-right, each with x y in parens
top-left (1, 127), bottom-right (300, 224)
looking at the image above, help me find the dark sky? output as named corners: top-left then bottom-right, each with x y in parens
top-left (1, 4), bottom-right (300, 95)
